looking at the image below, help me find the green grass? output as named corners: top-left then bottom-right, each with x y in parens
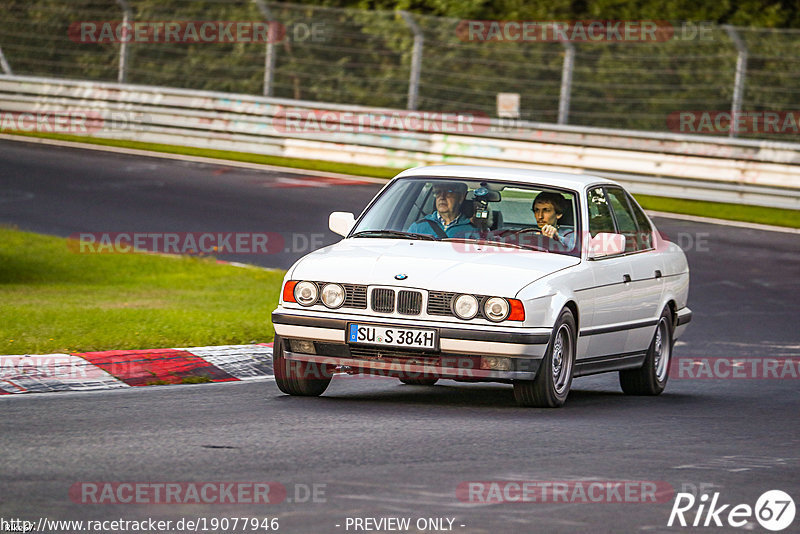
top-left (634, 195), bottom-right (800, 228)
top-left (0, 227), bottom-right (284, 355)
top-left (4, 131), bottom-right (799, 228)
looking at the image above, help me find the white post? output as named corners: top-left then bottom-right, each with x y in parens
top-left (115, 0), bottom-right (131, 83)
top-left (399, 11), bottom-right (423, 111)
top-left (254, 0), bottom-right (276, 97)
top-left (0, 46), bottom-right (11, 75)
top-left (723, 25), bottom-right (748, 138)
top-left (558, 41), bottom-right (575, 125)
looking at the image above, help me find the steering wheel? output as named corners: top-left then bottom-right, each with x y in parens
top-left (495, 226), bottom-right (542, 237)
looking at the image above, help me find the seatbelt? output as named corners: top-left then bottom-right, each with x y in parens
top-left (423, 218), bottom-right (448, 239)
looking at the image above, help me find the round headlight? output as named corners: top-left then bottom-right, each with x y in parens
top-left (484, 297), bottom-right (510, 322)
top-left (453, 294), bottom-right (479, 320)
top-left (294, 281), bottom-right (318, 306)
top-left (320, 283), bottom-right (345, 309)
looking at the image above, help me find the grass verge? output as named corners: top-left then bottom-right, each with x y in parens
top-left (4, 131), bottom-right (798, 228)
top-left (0, 227), bottom-right (283, 355)
top-left (634, 195), bottom-right (800, 228)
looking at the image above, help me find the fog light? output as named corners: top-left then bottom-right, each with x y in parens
top-left (290, 340), bottom-right (316, 354)
top-left (480, 356), bottom-right (512, 371)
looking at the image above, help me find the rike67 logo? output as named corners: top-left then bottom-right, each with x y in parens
top-left (668, 490), bottom-right (795, 531)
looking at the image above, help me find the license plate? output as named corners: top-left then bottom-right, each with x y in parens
top-left (348, 323), bottom-right (437, 350)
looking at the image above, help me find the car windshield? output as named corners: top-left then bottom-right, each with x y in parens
top-left (350, 177), bottom-right (580, 256)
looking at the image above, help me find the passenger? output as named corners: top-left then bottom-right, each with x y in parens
top-left (532, 192), bottom-right (575, 249)
top-left (408, 182), bottom-right (477, 238)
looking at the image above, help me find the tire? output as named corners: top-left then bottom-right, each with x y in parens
top-left (513, 308), bottom-right (576, 408)
top-left (272, 335), bottom-right (333, 396)
top-left (619, 307), bottom-right (673, 395)
top-left (399, 377), bottom-right (439, 386)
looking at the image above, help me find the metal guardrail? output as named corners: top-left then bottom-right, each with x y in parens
top-left (1, 75), bottom-right (799, 209)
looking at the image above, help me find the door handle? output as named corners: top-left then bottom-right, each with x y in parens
top-left (655, 270), bottom-right (662, 279)
top-left (623, 274), bottom-right (632, 283)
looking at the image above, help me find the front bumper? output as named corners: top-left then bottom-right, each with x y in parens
top-left (272, 311), bottom-right (551, 381)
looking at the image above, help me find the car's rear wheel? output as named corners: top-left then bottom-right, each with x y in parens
top-left (399, 377), bottom-right (439, 386)
top-left (273, 335), bottom-right (334, 396)
top-left (619, 307), bottom-right (673, 395)
top-left (513, 308), bottom-right (576, 408)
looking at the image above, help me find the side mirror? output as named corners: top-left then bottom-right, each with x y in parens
top-left (329, 212), bottom-right (355, 237)
top-left (588, 233), bottom-right (625, 259)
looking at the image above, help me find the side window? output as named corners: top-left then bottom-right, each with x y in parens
top-left (627, 192), bottom-right (654, 250)
top-left (587, 187), bottom-right (615, 237)
top-left (605, 187), bottom-right (640, 252)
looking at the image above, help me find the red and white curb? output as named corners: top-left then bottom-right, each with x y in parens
top-left (0, 343), bottom-right (273, 395)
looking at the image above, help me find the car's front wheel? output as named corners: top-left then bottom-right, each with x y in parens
top-left (273, 335), bottom-right (334, 396)
top-left (619, 307), bottom-right (673, 395)
top-left (513, 308), bottom-right (576, 408)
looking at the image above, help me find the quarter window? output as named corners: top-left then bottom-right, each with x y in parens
top-left (627, 193), bottom-right (654, 250)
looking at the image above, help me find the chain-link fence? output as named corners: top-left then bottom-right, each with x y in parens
top-left (1, 0), bottom-right (799, 141)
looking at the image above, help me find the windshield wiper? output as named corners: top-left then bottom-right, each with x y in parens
top-left (350, 230), bottom-right (436, 240)
top-left (442, 237), bottom-right (549, 252)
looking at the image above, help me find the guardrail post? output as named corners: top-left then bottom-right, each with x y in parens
top-left (115, 0), bottom-right (131, 83)
top-left (399, 11), bottom-right (423, 111)
top-left (0, 46), bottom-right (12, 75)
top-left (558, 41), bottom-right (575, 125)
top-left (254, 0), bottom-right (276, 97)
top-left (724, 25), bottom-right (748, 138)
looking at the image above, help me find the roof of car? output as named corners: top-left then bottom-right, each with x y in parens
top-left (395, 165), bottom-right (621, 191)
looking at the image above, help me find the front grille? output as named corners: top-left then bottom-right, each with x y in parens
top-left (371, 288), bottom-right (395, 313)
top-left (343, 284), bottom-right (367, 309)
top-left (397, 290), bottom-right (422, 315)
top-left (427, 291), bottom-right (455, 316)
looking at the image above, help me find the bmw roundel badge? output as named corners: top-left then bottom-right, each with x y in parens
top-left (394, 273), bottom-right (408, 280)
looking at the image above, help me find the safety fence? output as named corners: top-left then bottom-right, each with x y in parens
top-left (1, 1), bottom-right (800, 141)
top-left (1, 75), bottom-right (799, 209)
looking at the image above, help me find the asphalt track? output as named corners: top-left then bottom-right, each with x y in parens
top-left (2, 138), bottom-right (800, 533)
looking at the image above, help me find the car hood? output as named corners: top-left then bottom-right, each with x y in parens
top-left (290, 238), bottom-right (580, 297)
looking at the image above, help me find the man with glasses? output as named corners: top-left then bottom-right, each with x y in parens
top-left (408, 182), bottom-right (477, 238)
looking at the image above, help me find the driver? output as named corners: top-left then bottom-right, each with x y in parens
top-left (532, 192), bottom-right (575, 249)
top-left (408, 182), bottom-right (477, 238)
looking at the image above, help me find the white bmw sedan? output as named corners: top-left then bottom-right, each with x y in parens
top-left (271, 166), bottom-right (691, 407)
